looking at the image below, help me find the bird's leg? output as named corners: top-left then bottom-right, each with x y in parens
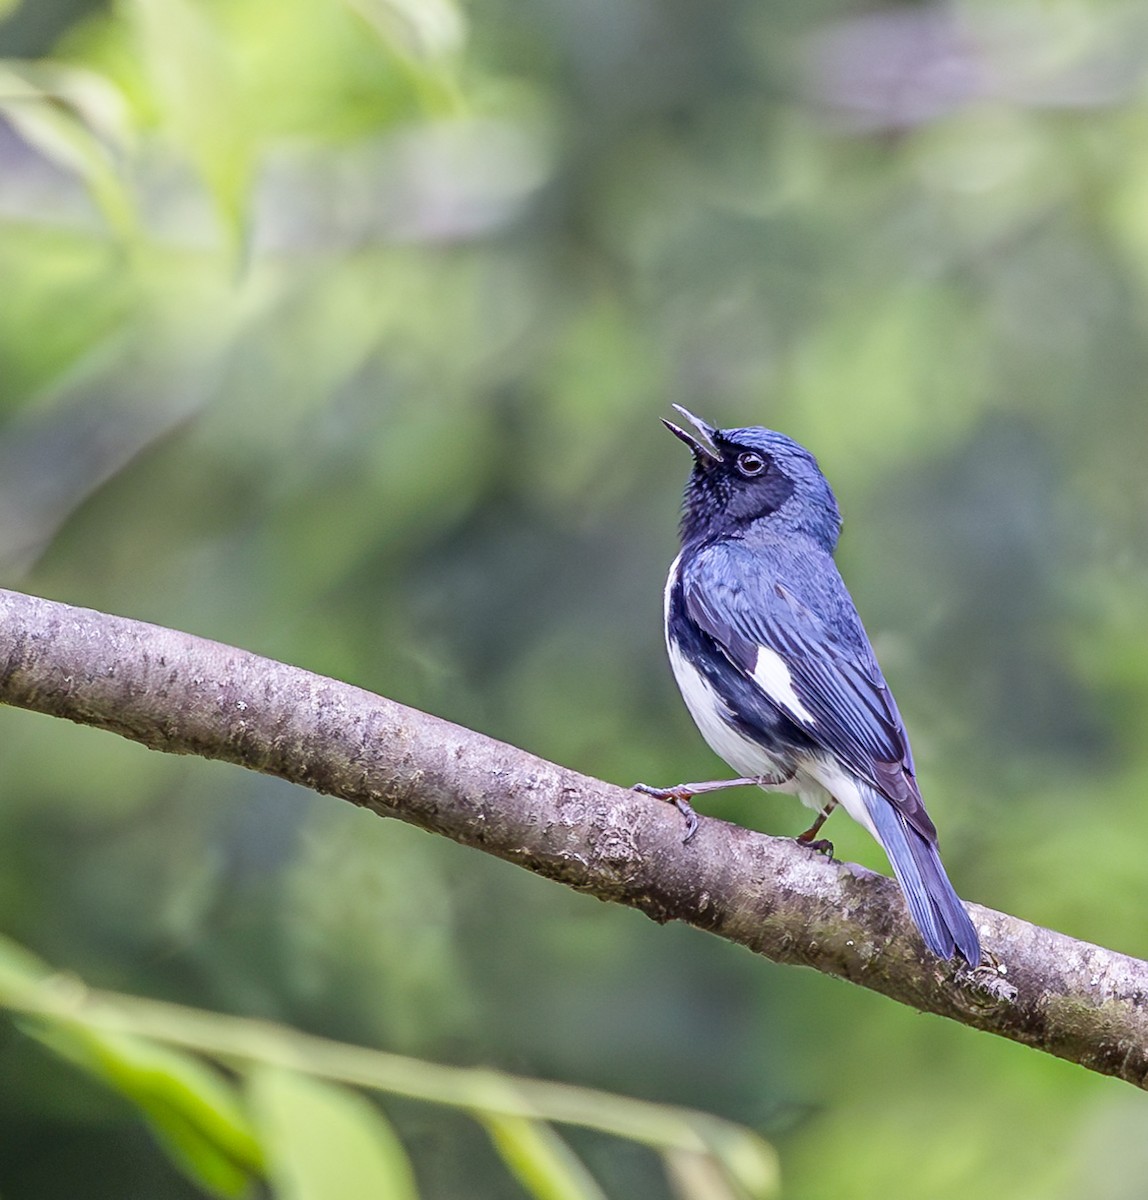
top-left (633, 770), bottom-right (795, 844)
top-left (795, 800), bottom-right (838, 857)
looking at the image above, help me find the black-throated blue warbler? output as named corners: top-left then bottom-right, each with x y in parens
top-left (638, 407), bottom-right (980, 963)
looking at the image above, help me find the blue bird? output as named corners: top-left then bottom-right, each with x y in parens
top-left (639, 406), bottom-right (980, 964)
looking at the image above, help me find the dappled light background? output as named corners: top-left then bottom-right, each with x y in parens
top-left (3, 0), bottom-right (1148, 1195)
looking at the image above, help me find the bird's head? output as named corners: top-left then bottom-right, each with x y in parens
top-left (665, 407), bottom-right (842, 552)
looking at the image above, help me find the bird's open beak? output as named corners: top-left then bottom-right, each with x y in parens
top-left (662, 405), bottom-right (720, 462)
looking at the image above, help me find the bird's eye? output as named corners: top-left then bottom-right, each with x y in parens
top-left (736, 452), bottom-right (766, 477)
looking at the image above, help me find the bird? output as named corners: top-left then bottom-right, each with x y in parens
top-left (637, 406), bottom-right (980, 964)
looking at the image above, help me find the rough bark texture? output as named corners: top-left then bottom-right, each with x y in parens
top-left (0, 587), bottom-right (1146, 1086)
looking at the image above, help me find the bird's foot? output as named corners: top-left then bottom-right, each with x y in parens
top-left (634, 774), bottom-right (796, 844)
top-left (794, 801), bottom-right (837, 857)
top-left (633, 783), bottom-right (699, 842)
top-left (797, 835), bottom-right (834, 858)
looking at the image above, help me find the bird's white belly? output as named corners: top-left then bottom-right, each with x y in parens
top-left (667, 638), bottom-right (834, 813)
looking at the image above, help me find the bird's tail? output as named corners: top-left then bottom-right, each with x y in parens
top-left (864, 791), bottom-right (980, 964)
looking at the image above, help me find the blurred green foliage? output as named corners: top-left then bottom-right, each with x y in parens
top-left (0, 935), bottom-right (776, 1199)
top-left (3, 0), bottom-right (1148, 1195)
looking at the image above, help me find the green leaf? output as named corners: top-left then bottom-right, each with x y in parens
top-left (27, 1022), bottom-right (261, 1198)
top-left (0, 933), bottom-right (53, 997)
top-left (0, 60), bottom-right (137, 238)
top-left (482, 1113), bottom-right (607, 1200)
top-left (248, 1066), bottom-right (419, 1200)
top-left (340, 0), bottom-right (467, 115)
top-left (127, 0), bottom-right (252, 248)
top-left (0, 956), bottom-right (777, 1199)
top-left (342, 0), bottom-right (465, 62)
top-left (691, 1120), bottom-right (779, 1199)
top-left (663, 1148), bottom-right (743, 1200)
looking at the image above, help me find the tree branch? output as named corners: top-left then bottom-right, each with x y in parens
top-left (0, 587), bottom-right (1145, 1088)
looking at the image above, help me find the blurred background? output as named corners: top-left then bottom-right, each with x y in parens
top-left (2, 0), bottom-right (1148, 1195)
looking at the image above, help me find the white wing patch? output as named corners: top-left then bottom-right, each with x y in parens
top-left (751, 646), bottom-right (815, 725)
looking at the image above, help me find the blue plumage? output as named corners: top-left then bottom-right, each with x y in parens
top-left (648, 407), bottom-right (980, 964)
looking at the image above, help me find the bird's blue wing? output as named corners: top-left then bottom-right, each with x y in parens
top-left (681, 540), bottom-right (936, 841)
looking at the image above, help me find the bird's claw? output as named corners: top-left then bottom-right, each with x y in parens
top-left (797, 835), bottom-right (834, 859)
top-left (633, 783), bottom-right (700, 843)
top-left (676, 797), bottom-right (699, 843)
